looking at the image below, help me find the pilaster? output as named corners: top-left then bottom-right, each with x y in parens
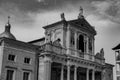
top-left (86, 37), bottom-right (88, 53)
top-left (75, 32), bottom-right (77, 56)
top-left (92, 69), bottom-right (95, 80)
top-left (86, 68), bottom-right (89, 80)
top-left (44, 57), bottom-right (52, 80)
top-left (67, 64), bottom-right (71, 80)
top-left (92, 38), bottom-right (94, 55)
top-left (74, 66), bottom-right (77, 80)
top-left (66, 26), bottom-right (71, 54)
top-left (61, 64), bottom-right (64, 80)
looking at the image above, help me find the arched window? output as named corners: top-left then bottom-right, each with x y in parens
top-left (77, 35), bottom-right (84, 52)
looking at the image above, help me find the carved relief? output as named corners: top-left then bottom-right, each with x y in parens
top-left (51, 30), bottom-right (55, 42)
top-left (54, 29), bottom-right (62, 45)
top-left (54, 29), bottom-right (62, 39)
top-left (52, 39), bottom-right (62, 54)
top-left (52, 39), bottom-right (62, 47)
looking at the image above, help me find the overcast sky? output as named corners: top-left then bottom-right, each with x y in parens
top-left (0, 0), bottom-right (120, 66)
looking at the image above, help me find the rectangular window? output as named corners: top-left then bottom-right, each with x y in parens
top-left (24, 58), bottom-right (30, 64)
top-left (8, 54), bottom-right (15, 61)
top-left (6, 70), bottom-right (14, 80)
top-left (23, 72), bottom-right (30, 80)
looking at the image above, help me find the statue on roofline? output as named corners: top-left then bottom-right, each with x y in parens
top-left (78, 6), bottom-right (84, 19)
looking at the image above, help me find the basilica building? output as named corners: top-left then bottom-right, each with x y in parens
top-left (0, 8), bottom-right (113, 80)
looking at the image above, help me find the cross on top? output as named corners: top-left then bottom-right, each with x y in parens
top-left (8, 16), bottom-right (10, 24)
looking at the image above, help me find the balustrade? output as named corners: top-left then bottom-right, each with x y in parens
top-left (40, 43), bottom-right (104, 64)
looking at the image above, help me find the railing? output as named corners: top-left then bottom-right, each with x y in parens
top-left (68, 48), bottom-right (94, 61)
top-left (40, 43), bottom-right (104, 64)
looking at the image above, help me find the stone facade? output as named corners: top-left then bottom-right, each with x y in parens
top-left (103, 63), bottom-right (114, 80)
top-left (0, 38), bottom-right (38, 80)
top-left (113, 44), bottom-right (120, 80)
top-left (0, 9), bottom-right (114, 80)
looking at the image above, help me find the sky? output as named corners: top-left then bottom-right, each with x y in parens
top-left (0, 0), bottom-right (119, 70)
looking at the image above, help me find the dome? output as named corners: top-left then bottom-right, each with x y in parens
top-left (0, 31), bottom-right (16, 40)
top-left (0, 22), bottom-right (16, 40)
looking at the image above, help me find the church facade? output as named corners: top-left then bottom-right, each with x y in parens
top-left (0, 9), bottom-right (113, 80)
top-left (113, 44), bottom-right (120, 80)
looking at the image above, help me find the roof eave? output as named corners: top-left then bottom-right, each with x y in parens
top-left (42, 21), bottom-right (63, 29)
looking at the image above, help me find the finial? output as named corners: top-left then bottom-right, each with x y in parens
top-left (5, 16), bottom-right (11, 32)
top-left (61, 13), bottom-right (65, 21)
top-left (78, 6), bottom-right (84, 19)
top-left (8, 16), bottom-right (10, 24)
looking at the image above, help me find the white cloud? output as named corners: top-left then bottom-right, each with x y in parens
top-left (37, 0), bottom-right (45, 3)
top-left (92, 1), bottom-right (111, 14)
top-left (91, 0), bottom-right (120, 23)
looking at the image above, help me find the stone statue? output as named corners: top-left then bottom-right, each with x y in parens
top-left (61, 13), bottom-right (65, 20)
top-left (100, 48), bottom-right (104, 58)
top-left (78, 6), bottom-right (84, 19)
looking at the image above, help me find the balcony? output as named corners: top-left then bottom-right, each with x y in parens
top-left (40, 43), bottom-right (105, 64)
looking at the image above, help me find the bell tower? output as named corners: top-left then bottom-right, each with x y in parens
top-left (0, 16), bottom-right (16, 40)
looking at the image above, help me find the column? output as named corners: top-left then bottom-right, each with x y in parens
top-left (61, 65), bottom-right (64, 80)
top-left (101, 72), bottom-right (103, 80)
top-left (66, 27), bottom-right (71, 54)
top-left (44, 58), bottom-right (52, 80)
top-left (92, 70), bottom-right (95, 80)
top-left (86, 69), bottom-right (89, 80)
top-left (74, 66), bottom-right (77, 80)
top-left (67, 65), bottom-right (71, 80)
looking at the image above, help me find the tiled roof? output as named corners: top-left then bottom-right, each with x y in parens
top-left (28, 37), bottom-right (45, 43)
top-left (0, 37), bottom-right (39, 51)
top-left (43, 21), bottom-right (63, 29)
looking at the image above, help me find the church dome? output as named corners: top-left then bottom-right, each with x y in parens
top-left (0, 21), bottom-right (16, 40)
